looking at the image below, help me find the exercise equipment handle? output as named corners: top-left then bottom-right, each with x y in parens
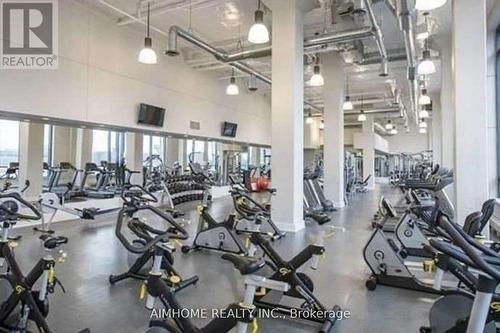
top-left (120, 185), bottom-right (158, 204)
top-left (437, 215), bottom-right (500, 281)
top-left (0, 192), bottom-right (42, 220)
top-left (115, 208), bottom-right (169, 254)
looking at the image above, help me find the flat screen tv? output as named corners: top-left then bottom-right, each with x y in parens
top-left (138, 103), bottom-right (165, 127)
top-left (221, 122), bottom-right (238, 138)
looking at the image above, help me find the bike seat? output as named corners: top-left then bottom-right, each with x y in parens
top-left (221, 254), bottom-right (265, 275)
top-left (40, 235), bottom-right (69, 249)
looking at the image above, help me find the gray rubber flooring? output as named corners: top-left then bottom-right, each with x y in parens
top-left (2, 184), bottom-right (436, 332)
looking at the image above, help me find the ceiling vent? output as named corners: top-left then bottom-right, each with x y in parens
top-left (190, 121), bottom-right (201, 130)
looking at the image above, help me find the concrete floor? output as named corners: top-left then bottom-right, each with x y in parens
top-left (1, 184), bottom-right (437, 333)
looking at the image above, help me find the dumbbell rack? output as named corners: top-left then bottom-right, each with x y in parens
top-left (164, 175), bottom-right (209, 206)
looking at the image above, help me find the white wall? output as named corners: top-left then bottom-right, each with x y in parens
top-left (385, 124), bottom-right (430, 154)
top-left (0, 0), bottom-right (271, 146)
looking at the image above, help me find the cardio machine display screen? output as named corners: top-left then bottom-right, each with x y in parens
top-left (138, 103), bottom-right (166, 127)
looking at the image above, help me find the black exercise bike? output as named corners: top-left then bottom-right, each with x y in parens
top-left (0, 192), bottom-right (89, 333)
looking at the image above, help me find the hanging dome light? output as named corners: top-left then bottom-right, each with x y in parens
top-left (419, 109), bottom-right (430, 118)
top-left (319, 120), bottom-right (325, 130)
top-left (418, 88), bottom-right (431, 105)
top-left (306, 112), bottom-right (313, 125)
top-left (343, 96), bottom-right (354, 110)
top-left (415, 0), bottom-right (447, 11)
top-left (248, 0), bottom-right (269, 44)
top-left (385, 119), bottom-right (393, 130)
top-left (226, 68), bottom-right (239, 95)
top-left (419, 119), bottom-right (428, 128)
top-left (138, 3), bottom-right (157, 64)
top-left (309, 57), bottom-right (324, 87)
top-left (390, 126), bottom-right (398, 135)
top-left (419, 127), bottom-right (427, 134)
top-left (418, 50), bottom-right (436, 75)
top-left (358, 110), bottom-right (366, 122)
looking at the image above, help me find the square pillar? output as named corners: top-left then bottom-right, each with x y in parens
top-left (125, 132), bottom-right (143, 185)
top-left (18, 122), bottom-right (44, 199)
top-left (362, 116), bottom-right (375, 190)
top-left (269, 0), bottom-right (314, 232)
top-left (452, 0), bottom-right (488, 223)
top-left (322, 54), bottom-right (345, 208)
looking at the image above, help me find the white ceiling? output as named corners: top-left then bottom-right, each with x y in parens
top-left (90, 0), bottom-right (452, 120)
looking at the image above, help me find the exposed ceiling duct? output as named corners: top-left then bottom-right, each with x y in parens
top-left (363, 0), bottom-right (389, 77)
top-left (396, 0), bottom-right (419, 124)
top-left (166, 25), bottom-right (378, 112)
top-left (343, 106), bottom-right (401, 115)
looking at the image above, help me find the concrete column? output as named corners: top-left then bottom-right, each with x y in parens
top-left (125, 132), bottom-right (143, 185)
top-left (74, 128), bottom-right (92, 171)
top-left (18, 122), bottom-right (44, 199)
top-left (165, 138), bottom-right (180, 166)
top-left (431, 96), bottom-right (442, 166)
top-left (52, 126), bottom-right (73, 165)
top-left (440, 38), bottom-right (453, 170)
top-left (203, 141), bottom-right (209, 163)
top-left (322, 54), bottom-right (345, 207)
top-left (452, 0), bottom-right (488, 224)
top-left (486, 28), bottom-right (498, 198)
top-left (269, 0), bottom-right (315, 232)
top-left (362, 116), bottom-right (375, 190)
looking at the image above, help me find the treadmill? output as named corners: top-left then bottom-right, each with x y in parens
top-left (81, 163), bottom-right (115, 199)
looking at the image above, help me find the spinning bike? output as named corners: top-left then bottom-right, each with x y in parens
top-left (0, 192), bottom-right (89, 333)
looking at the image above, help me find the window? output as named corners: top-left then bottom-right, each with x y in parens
top-left (43, 124), bottom-right (54, 166)
top-left (143, 135), bottom-right (166, 161)
top-left (92, 130), bottom-right (125, 164)
top-left (0, 120), bottom-right (20, 173)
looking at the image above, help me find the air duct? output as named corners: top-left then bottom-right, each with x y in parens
top-left (343, 106), bottom-right (401, 115)
top-left (166, 25), bottom-right (377, 113)
top-left (363, 0), bottom-right (389, 77)
top-left (397, 0), bottom-right (419, 123)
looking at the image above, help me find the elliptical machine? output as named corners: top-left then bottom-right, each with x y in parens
top-left (0, 192), bottom-right (90, 333)
top-left (109, 185), bottom-right (198, 292)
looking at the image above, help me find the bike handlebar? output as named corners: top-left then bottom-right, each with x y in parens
top-left (0, 192), bottom-right (42, 220)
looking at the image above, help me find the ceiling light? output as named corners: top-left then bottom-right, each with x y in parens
top-left (248, 75), bottom-right (258, 92)
top-left (419, 109), bottom-right (430, 118)
top-left (309, 57), bottom-right (324, 87)
top-left (358, 110), bottom-right (367, 122)
top-left (415, 0), bottom-right (447, 11)
top-left (138, 3), bottom-right (157, 64)
top-left (390, 127), bottom-right (398, 135)
top-left (42, 117), bottom-right (50, 121)
top-left (248, 0), bottom-right (269, 44)
top-left (306, 113), bottom-right (314, 125)
top-left (319, 120), bottom-right (324, 130)
top-left (419, 89), bottom-right (431, 105)
top-left (419, 127), bottom-right (427, 134)
top-left (419, 119), bottom-right (428, 128)
top-left (226, 68), bottom-right (239, 95)
top-left (418, 50), bottom-right (436, 75)
top-left (385, 120), bottom-right (392, 130)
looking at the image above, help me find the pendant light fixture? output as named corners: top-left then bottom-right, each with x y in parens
top-left (138, 2), bottom-right (157, 64)
top-left (226, 68), bottom-right (239, 95)
top-left (358, 94), bottom-right (366, 122)
top-left (418, 88), bottom-right (431, 105)
top-left (248, 0), bottom-right (269, 44)
top-left (385, 119), bottom-right (392, 130)
top-left (419, 127), bottom-right (427, 134)
top-left (419, 108), bottom-right (430, 118)
top-left (390, 126), bottom-right (398, 135)
top-left (319, 120), bottom-right (325, 130)
top-left (306, 112), bottom-right (314, 125)
top-left (415, 0), bottom-right (447, 11)
top-left (418, 40), bottom-right (436, 75)
top-left (419, 119), bottom-right (428, 128)
top-left (343, 80), bottom-right (354, 110)
top-left (309, 56), bottom-right (324, 87)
